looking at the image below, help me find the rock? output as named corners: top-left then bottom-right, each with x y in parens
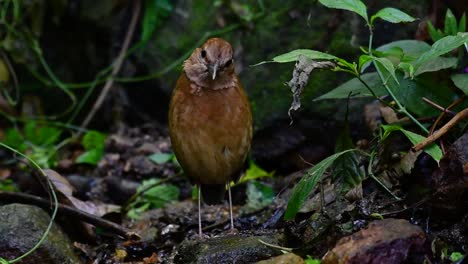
top-left (322, 218), bottom-right (426, 264)
top-left (451, 131), bottom-right (468, 174)
top-left (173, 233), bottom-right (285, 264)
top-left (256, 253), bottom-right (305, 264)
top-left (0, 203), bottom-right (80, 264)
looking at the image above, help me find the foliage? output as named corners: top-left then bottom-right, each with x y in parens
top-left (262, 0), bottom-right (467, 220)
top-left (127, 178), bottom-right (180, 219)
top-left (449, 252), bottom-right (465, 262)
top-left (2, 122), bottom-right (62, 168)
top-left (140, 0), bottom-right (173, 44)
top-left (284, 149), bottom-right (357, 220)
top-left (427, 9), bottom-right (466, 41)
top-left (333, 123), bottom-right (366, 194)
top-left (75, 131), bottom-right (107, 165)
top-left (0, 179), bottom-right (17, 192)
top-left (380, 125), bottom-right (443, 162)
top-left (304, 255), bottom-right (321, 264)
top-left (238, 159), bottom-right (274, 184)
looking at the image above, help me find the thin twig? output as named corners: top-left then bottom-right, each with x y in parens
top-left (422, 97), bottom-right (456, 116)
top-left (0, 191), bottom-right (134, 239)
top-left (413, 107), bottom-right (468, 152)
top-left (429, 96), bottom-right (465, 135)
top-left (80, 0), bottom-right (141, 129)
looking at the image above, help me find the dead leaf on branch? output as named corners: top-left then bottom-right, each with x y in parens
top-left (287, 55), bottom-right (335, 124)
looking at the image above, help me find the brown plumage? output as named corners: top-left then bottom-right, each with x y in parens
top-left (169, 38), bottom-right (252, 235)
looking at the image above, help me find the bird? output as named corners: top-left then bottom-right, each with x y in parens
top-left (169, 38), bottom-right (252, 237)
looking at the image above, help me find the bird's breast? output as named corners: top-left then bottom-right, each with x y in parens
top-left (169, 75), bottom-right (252, 185)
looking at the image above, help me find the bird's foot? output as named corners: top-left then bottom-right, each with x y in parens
top-left (197, 232), bottom-right (210, 240)
top-left (227, 227), bottom-right (238, 235)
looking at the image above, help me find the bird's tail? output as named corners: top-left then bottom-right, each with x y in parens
top-left (200, 184), bottom-right (226, 205)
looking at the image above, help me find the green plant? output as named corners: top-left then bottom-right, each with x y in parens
top-left (449, 252), bottom-right (465, 263)
top-left (127, 178), bottom-right (180, 219)
top-left (75, 130), bottom-right (107, 165)
top-left (2, 122), bottom-right (63, 168)
top-left (0, 179), bottom-right (17, 191)
top-left (260, 0), bottom-right (467, 220)
top-left (305, 255), bottom-right (321, 264)
top-left (238, 159), bottom-right (274, 184)
top-left (428, 9), bottom-right (466, 42)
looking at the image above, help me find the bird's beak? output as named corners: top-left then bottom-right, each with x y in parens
top-left (211, 63), bottom-right (218, 80)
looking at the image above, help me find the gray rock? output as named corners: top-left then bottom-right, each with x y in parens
top-left (173, 233), bottom-right (285, 264)
top-left (0, 203), bottom-right (81, 264)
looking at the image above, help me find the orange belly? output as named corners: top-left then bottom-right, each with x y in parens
top-left (169, 73), bottom-right (252, 185)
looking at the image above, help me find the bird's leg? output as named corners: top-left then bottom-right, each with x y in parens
top-left (198, 185), bottom-right (203, 238)
top-left (227, 183), bottom-right (237, 234)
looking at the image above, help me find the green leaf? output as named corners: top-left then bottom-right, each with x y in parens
top-left (272, 49), bottom-right (338, 63)
top-left (380, 124), bottom-right (404, 141)
top-left (333, 126), bottom-right (365, 193)
top-left (444, 9), bottom-right (457, 36)
top-left (358, 54), bottom-right (372, 72)
top-left (450, 252), bottom-right (465, 262)
top-left (0, 179), bottom-right (17, 192)
top-left (415, 33), bottom-right (468, 69)
top-left (75, 148), bottom-right (104, 165)
top-left (459, 13), bottom-right (466, 33)
top-left (239, 160), bottom-right (274, 184)
top-left (427, 21), bottom-right (445, 42)
top-left (390, 72), bottom-right (457, 117)
top-left (318, 0), bottom-right (368, 23)
top-left (143, 184), bottom-right (180, 208)
top-left (24, 122), bottom-right (61, 146)
top-left (376, 40), bottom-right (430, 59)
top-left (305, 255), bottom-right (322, 264)
top-left (451, 74), bottom-right (468, 95)
top-left (81, 130), bottom-right (106, 150)
top-left (373, 56), bottom-right (399, 85)
top-left (371, 7), bottom-right (416, 24)
top-left (127, 203), bottom-right (151, 219)
top-left (398, 62), bottom-right (415, 78)
top-left (314, 72), bottom-right (386, 100)
top-left (127, 178), bottom-right (180, 219)
top-left (381, 125), bottom-right (443, 162)
top-left (2, 128), bottom-right (27, 152)
top-left (76, 131), bottom-right (106, 165)
top-left (148, 153), bottom-right (173, 164)
top-left (284, 149), bottom-right (357, 220)
top-left (140, 0), bottom-right (172, 43)
top-left (414, 56), bottom-right (457, 76)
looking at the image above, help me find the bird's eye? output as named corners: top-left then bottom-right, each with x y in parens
top-left (201, 50), bottom-right (207, 58)
top-left (224, 59), bottom-right (232, 67)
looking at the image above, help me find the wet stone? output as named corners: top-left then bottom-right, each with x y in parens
top-left (173, 233), bottom-right (285, 264)
top-left (0, 203), bottom-right (80, 264)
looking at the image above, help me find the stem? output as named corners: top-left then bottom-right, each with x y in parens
top-left (33, 42), bottom-right (77, 119)
top-left (356, 75), bottom-right (388, 106)
top-left (122, 174), bottom-right (178, 213)
top-left (375, 67), bottom-right (429, 133)
top-left (368, 25), bottom-right (373, 56)
top-left (79, 0), bottom-right (141, 129)
top-left (367, 150), bottom-right (401, 201)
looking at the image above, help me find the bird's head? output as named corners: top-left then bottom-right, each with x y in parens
top-left (184, 38), bottom-right (236, 90)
